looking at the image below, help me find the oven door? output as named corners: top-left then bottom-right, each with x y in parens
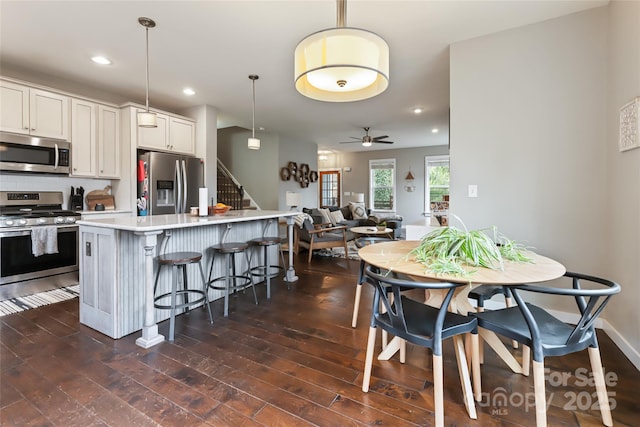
top-left (0, 225), bottom-right (78, 285)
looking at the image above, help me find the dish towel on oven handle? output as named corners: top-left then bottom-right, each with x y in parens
top-left (31, 226), bottom-right (59, 257)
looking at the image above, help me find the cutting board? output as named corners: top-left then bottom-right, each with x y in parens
top-left (85, 186), bottom-right (115, 211)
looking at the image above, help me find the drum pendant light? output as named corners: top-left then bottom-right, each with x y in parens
top-left (294, 0), bottom-right (389, 102)
top-left (137, 17), bottom-right (157, 128)
top-left (248, 74), bottom-right (260, 150)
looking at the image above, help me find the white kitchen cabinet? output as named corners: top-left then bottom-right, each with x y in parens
top-left (169, 117), bottom-right (195, 154)
top-left (137, 111), bottom-right (169, 151)
top-left (0, 80), bottom-right (69, 140)
top-left (71, 98), bottom-right (97, 176)
top-left (136, 109), bottom-right (195, 155)
top-left (98, 105), bottom-right (120, 178)
top-left (70, 99), bottom-right (120, 178)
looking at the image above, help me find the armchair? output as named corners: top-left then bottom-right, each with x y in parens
top-left (294, 218), bottom-right (349, 263)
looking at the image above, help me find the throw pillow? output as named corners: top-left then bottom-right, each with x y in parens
top-left (349, 202), bottom-right (368, 220)
top-left (329, 209), bottom-right (345, 224)
top-left (318, 208), bottom-right (335, 225)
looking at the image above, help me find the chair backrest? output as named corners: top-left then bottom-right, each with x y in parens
top-left (511, 272), bottom-right (621, 348)
top-left (364, 264), bottom-right (466, 353)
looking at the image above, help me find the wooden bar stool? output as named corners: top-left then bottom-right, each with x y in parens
top-left (153, 251), bottom-right (213, 342)
top-left (248, 219), bottom-right (286, 299)
top-left (207, 225), bottom-right (256, 317)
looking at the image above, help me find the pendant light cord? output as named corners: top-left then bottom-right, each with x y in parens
top-left (145, 26), bottom-right (150, 113)
top-left (252, 78), bottom-right (256, 139)
top-left (249, 74), bottom-right (259, 139)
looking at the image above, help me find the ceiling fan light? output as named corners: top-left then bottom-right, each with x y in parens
top-left (295, 28), bottom-right (389, 102)
top-left (362, 140), bottom-right (372, 147)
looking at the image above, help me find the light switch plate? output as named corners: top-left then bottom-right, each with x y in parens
top-left (468, 185), bottom-right (478, 198)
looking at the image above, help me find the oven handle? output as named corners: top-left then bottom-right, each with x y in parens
top-left (0, 225), bottom-right (78, 238)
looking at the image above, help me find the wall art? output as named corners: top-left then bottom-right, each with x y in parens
top-left (619, 97), bottom-right (639, 152)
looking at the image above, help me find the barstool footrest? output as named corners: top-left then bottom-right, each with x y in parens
top-left (208, 276), bottom-right (253, 292)
top-left (250, 265), bottom-right (284, 279)
top-left (154, 289), bottom-right (207, 310)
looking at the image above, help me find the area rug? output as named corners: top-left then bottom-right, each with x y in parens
top-left (0, 285), bottom-right (79, 317)
top-left (316, 241), bottom-right (360, 260)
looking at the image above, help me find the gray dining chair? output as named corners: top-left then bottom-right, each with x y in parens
top-left (471, 272), bottom-right (621, 427)
top-left (362, 265), bottom-right (480, 427)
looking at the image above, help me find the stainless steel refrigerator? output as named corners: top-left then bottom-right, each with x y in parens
top-left (137, 151), bottom-right (204, 216)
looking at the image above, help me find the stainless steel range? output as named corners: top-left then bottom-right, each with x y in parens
top-left (0, 191), bottom-right (79, 299)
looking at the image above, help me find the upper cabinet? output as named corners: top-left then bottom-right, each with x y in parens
top-left (136, 108), bottom-right (195, 155)
top-left (71, 98), bottom-right (120, 179)
top-left (0, 80), bottom-right (70, 141)
top-left (137, 111), bottom-right (169, 151)
top-left (97, 105), bottom-right (120, 178)
top-left (169, 117), bottom-right (195, 154)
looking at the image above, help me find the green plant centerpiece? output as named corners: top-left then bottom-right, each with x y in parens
top-left (410, 219), bottom-right (533, 277)
top-left (376, 221), bottom-right (387, 231)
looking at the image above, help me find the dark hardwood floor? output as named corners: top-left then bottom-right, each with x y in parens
top-left (1, 253), bottom-right (639, 426)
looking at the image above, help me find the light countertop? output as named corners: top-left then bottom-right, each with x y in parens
top-left (76, 209), bottom-right (298, 232)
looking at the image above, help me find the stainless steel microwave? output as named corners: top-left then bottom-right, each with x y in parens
top-left (0, 132), bottom-right (70, 174)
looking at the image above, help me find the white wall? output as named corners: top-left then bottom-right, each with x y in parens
top-left (450, 4), bottom-right (639, 365)
top-left (605, 0), bottom-right (640, 364)
top-left (183, 104), bottom-right (218, 195)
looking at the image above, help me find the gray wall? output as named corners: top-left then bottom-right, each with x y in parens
top-left (604, 0), bottom-right (640, 364)
top-left (324, 146), bottom-right (449, 225)
top-left (450, 4), bottom-right (639, 363)
top-left (218, 127), bottom-right (279, 210)
top-left (278, 135), bottom-right (319, 211)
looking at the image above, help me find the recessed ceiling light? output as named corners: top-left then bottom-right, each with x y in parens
top-left (432, 128), bottom-right (439, 133)
top-left (182, 88), bottom-right (195, 96)
top-left (413, 107), bottom-right (423, 114)
top-left (91, 56), bottom-right (111, 65)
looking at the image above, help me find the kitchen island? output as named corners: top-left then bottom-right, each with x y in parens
top-left (76, 210), bottom-right (298, 348)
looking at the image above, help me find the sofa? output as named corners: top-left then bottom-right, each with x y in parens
top-left (302, 205), bottom-right (403, 240)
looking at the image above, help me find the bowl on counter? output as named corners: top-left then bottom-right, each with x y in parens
top-left (212, 205), bottom-right (231, 215)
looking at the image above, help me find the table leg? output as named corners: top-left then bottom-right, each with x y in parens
top-left (285, 217), bottom-right (298, 283)
top-left (135, 231), bottom-right (165, 348)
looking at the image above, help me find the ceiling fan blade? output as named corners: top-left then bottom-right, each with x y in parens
top-left (349, 136), bottom-right (362, 140)
top-left (339, 141), bottom-right (361, 144)
top-left (374, 140), bottom-right (394, 144)
top-left (372, 135), bottom-right (389, 141)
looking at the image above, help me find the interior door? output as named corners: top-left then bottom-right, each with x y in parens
top-left (319, 170), bottom-right (340, 208)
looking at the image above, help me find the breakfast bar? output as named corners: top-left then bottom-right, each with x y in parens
top-left (76, 210), bottom-right (298, 347)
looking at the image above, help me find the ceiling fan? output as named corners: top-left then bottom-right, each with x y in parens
top-left (339, 127), bottom-right (394, 147)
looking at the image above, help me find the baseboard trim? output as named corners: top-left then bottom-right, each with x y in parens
top-left (474, 299), bottom-right (640, 371)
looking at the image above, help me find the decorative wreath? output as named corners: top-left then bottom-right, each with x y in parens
top-left (280, 161), bottom-right (318, 188)
top-left (280, 167), bottom-right (291, 181)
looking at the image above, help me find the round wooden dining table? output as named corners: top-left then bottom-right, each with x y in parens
top-left (358, 240), bottom-right (566, 374)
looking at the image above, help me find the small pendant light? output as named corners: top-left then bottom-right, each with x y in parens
top-left (248, 74), bottom-right (260, 150)
top-left (137, 17), bottom-right (157, 128)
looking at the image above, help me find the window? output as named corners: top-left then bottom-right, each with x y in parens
top-left (369, 159), bottom-right (396, 212)
top-left (319, 170), bottom-right (340, 208)
top-left (424, 155), bottom-right (450, 215)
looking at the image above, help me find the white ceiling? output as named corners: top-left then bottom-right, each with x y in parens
top-left (0, 0), bottom-right (607, 153)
